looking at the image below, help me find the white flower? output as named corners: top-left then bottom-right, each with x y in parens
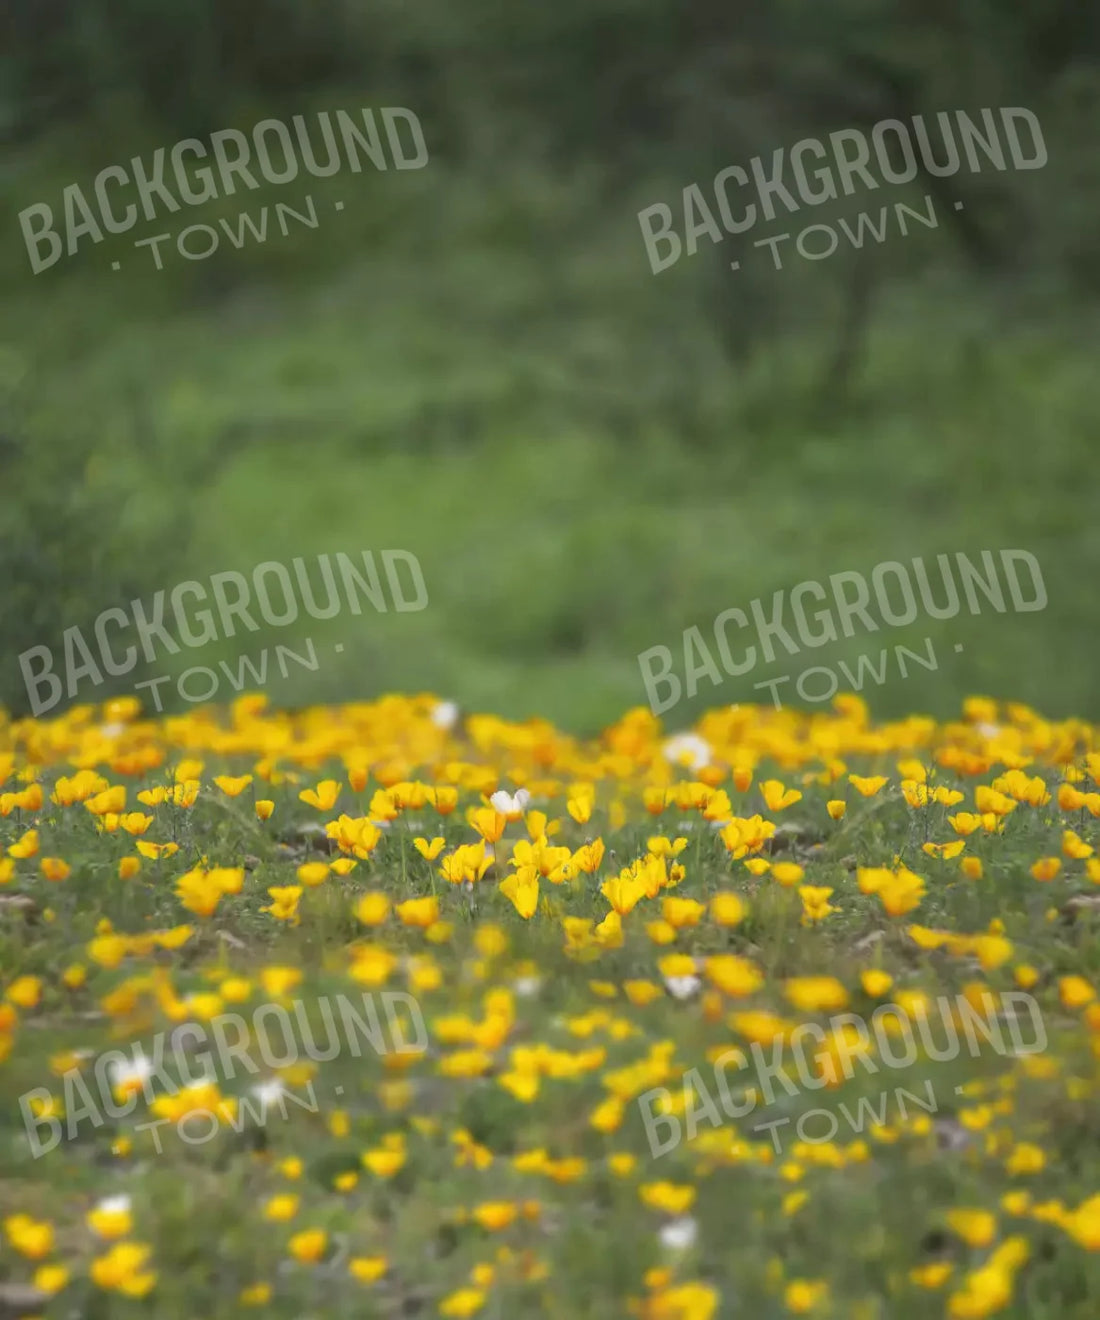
top-left (976, 722), bottom-right (1002, 739)
top-left (663, 975), bottom-right (702, 1000)
top-left (431, 701), bottom-right (460, 730)
top-left (662, 733), bottom-right (712, 772)
top-left (513, 976), bottom-right (542, 997)
top-left (252, 1080), bottom-right (286, 1106)
top-left (109, 1053), bottom-right (154, 1087)
top-left (95, 1194), bottom-right (132, 1215)
top-left (98, 722), bottom-right (126, 739)
top-left (490, 788), bottom-right (530, 818)
top-left (659, 1217), bottom-right (698, 1251)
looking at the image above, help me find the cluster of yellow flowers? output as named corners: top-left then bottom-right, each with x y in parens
top-left (1, 690), bottom-right (1099, 1316)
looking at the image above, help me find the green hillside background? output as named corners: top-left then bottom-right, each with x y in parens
top-left (2, 0), bottom-right (1099, 732)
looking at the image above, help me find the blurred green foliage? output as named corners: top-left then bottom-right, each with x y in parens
top-left (1, 0), bottom-right (1099, 727)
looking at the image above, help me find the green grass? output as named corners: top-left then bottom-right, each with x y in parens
top-left (5, 275), bottom-right (1100, 729)
top-left (5, 122), bottom-right (1100, 730)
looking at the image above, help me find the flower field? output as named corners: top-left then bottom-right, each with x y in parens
top-left (1, 691), bottom-right (1099, 1319)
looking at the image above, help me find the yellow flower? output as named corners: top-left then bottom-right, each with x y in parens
top-left (771, 862), bottom-right (805, 887)
top-left (710, 892), bottom-right (746, 925)
top-left (877, 869), bottom-right (926, 917)
top-left (396, 896), bottom-right (441, 927)
top-left (1030, 857), bottom-right (1061, 882)
top-left (798, 885), bottom-right (836, 924)
top-left (3, 1214), bottom-right (54, 1259)
top-left (644, 1281), bottom-right (718, 1318)
top-left (262, 885), bottom-right (302, 924)
top-left (117, 855), bottom-right (141, 880)
top-left (568, 783), bottom-right (595, 822)
top-left (136, 840), bottom-right (179, 860)
top-left (349, 945), bottom-right (398, 986)
top-left (639, 1182), bottom-right (696, 1215)
top-left (946, 1208), bottom-right (997, 1247)
top-left (440, 841), bottom-right (492, 885)
top-left (783, 977), bottom-right (848, 1013)
top-left (260, 966), bottom-right (303, 998)
top-left (474, 925), bottom-right (508, 959)
top-left (439, 1288), bottom-right (486, 1317)
top-left (609, 1152), bottom-right (637, 1177)
top-left (826, 799), bottom-right (847, 820)
top-left (151, 1080), bottom-right (235, 1126)
top-left (601, 870), bottom-right (646, 916)
top-left (1059, 975), bottom-right (1095, 1009)
top-left (255, 800), bottom-right (275, 820)
top-left (88, 1195), bottom-right (133, 1239)
top-left (175, 868), bottom-right (225, 918)
top-left (761, 780), bottom-right (802, 811)
top-left (297, 861), bottom-right (330, 887)
top-left (220, 976), bottom-right (252, 1002)
top-left (432, 787), bottom-right (459, 815)
top-left (500, 869), bottom-right (540, 919)
top-left (85, 786), bottom-right (126, 816)
top-left (923, 840), bottom-right (966, 860)
top-left (214, 774), bottom-right (253, 796)
top-left (974, 785), bottom-right (1016, 816)
top-left (660, 897), bottom-right (702, 929)
top-left (8, 827), bottom-right (39, 857)
top-left (288, 1229), bottom-right (327, 1263)
top-left (472, 1202), bottom-right (518, 1231)
top-left (469, 806), bottom-right (507, 843)
top-left (860, 970), bottom-right (893, 997)
top-left (414, 836), bottom-right (446, 860)
top-left (5, 975), bottom-right (41, 1008)
top-left (910, 1262), bottom-right (953, 1288)
top-left (33, 1263), bottom-right (69, 1295)
top-left (362, 1146), bottom-right (407, 1178)
top-left (946, 1265), bottom-right (1013, 1318)
top-left (349, 1256), bottom-right (388, 1282)
top-left (299, 779), bottom-right (341, 811)
top-left (90, 1241), bottom-right (157, 1297)
top-left (355, 892), bottom-right (391, 925)
top-left (573, 839), bottom-right (606, 874)
top-left (1005, 1143), bottom-right (1045, 1175)
top-left (52, 770), bottom-right (107, 805)
top-left (784, 1279), bottom-right (828, 1312)
top-left (87, 933), bottom-right (129, 967)
top-left (1062, 828), bottom-right (1093, 859)
top-left (848, 774), bottom-right (888, 797)
top-left (1061, 1193), bottom-right (1100, 1250)
top-left (704, 955), bottom-right (763, 998)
